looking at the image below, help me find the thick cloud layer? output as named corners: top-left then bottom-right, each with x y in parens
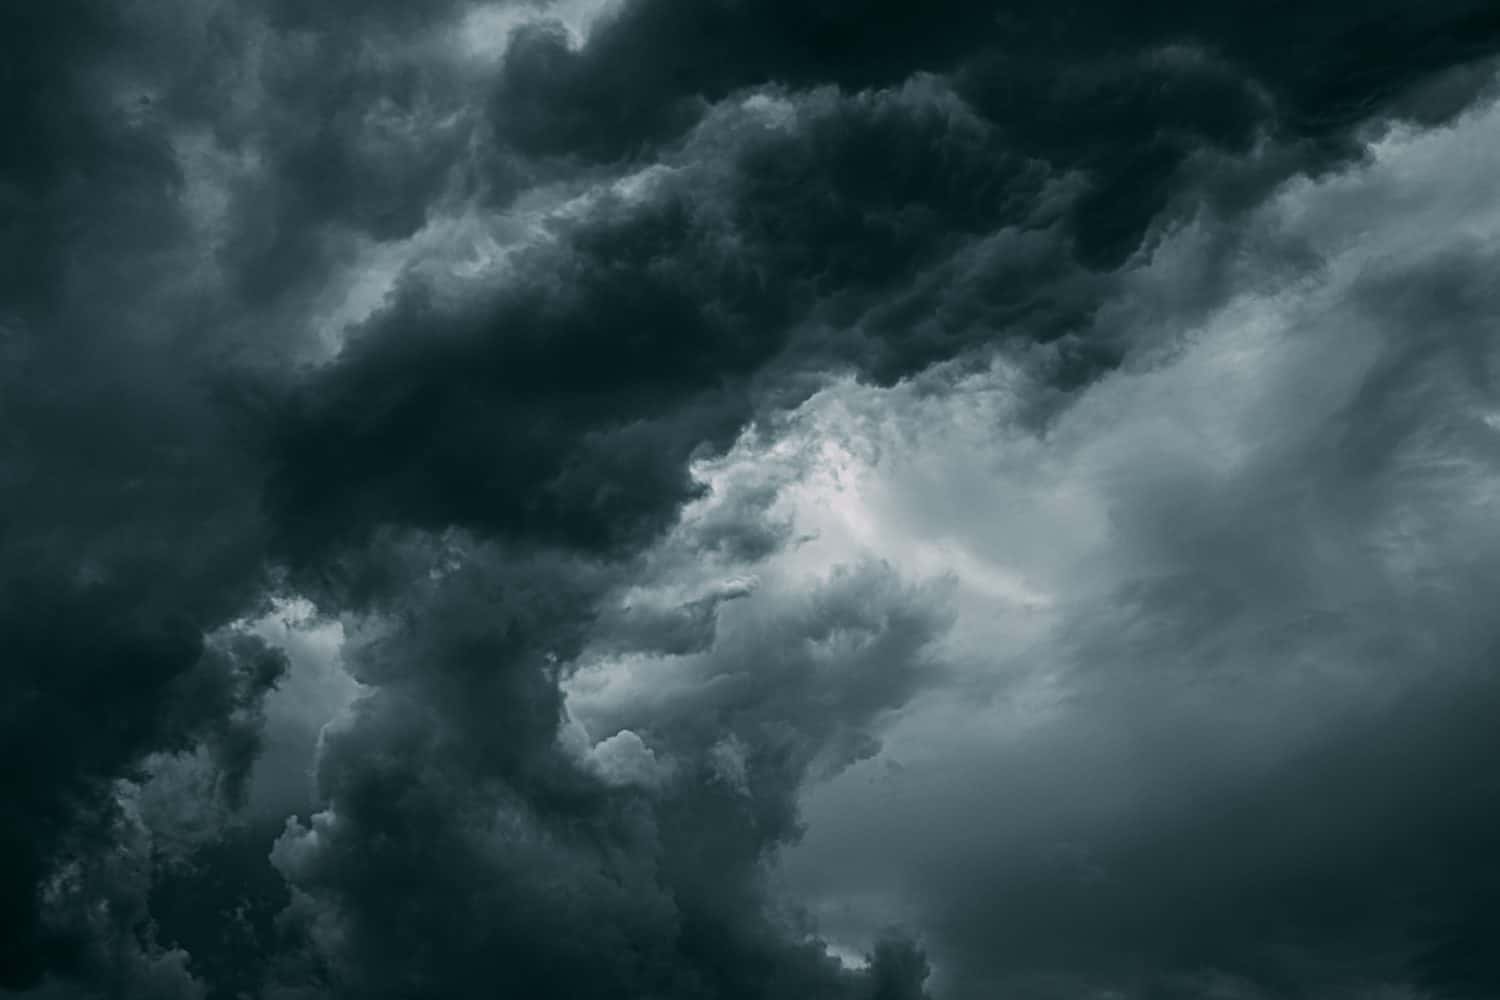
top-left (5, 1), bottom-right (1500, 998)
top-left (774, 104), bottom-right (1500, 998)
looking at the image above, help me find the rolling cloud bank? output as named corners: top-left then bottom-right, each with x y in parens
top-left (5, 2), bottom-right (1500, 998)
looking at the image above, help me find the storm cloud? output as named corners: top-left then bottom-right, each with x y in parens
top-left (5, 1), bottom-right (1500, 998)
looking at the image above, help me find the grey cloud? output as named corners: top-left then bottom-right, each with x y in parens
top-left (264, 77), bottom-right (1092, 572)
top-left (777, 104), bottom-right (1500, 999)
top-left (9, 0), bottom-right (1500, 997)
top-left (489, 0), bottom-right (1500, 265)
top-left (259, 537), bottom-right (935, 999)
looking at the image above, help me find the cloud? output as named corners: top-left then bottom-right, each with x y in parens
top-left (488, 0), bottom-right (1500, 263)
top-left (770, 92), bottom-right (1500, 999)
top-left (7, 1), bottom-right (1500, 997)
top-left (263, 75), bottom-right (1094, 573)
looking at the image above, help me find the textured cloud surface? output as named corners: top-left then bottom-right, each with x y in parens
top-left (4, 3), bottom-right (1500, 998)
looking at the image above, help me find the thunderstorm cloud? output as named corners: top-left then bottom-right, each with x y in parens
top-left (4, 2), bottom-right (1500, 998)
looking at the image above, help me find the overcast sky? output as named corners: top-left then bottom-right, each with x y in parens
top-left (5, 3), bottom-right (1500, 998)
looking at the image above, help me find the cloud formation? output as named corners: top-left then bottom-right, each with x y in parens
top-left (776, 100), bottom-right (1500, 998)
top-left (5, 1), bottom-right (1500, 998)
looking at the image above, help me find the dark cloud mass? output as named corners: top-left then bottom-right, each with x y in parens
top-left (5, 1), bottom-right (1500, 998)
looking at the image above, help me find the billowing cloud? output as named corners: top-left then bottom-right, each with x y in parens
top-left (5, 1), bottom-right (1500, 998)
top-left (774, 96), bottom-right (1500, 999)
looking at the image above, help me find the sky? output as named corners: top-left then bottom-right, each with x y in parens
top-left (4, 3), bottom-right (1500, 998)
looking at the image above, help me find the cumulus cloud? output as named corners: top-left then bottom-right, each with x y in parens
top-left (7, 1), bottom-right (1500, 998)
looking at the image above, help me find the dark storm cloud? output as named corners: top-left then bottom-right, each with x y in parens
top-left (261, 540), bottom-right (937, 1000)
top-left (0, 2), bottom-right (178, 317)
top-left (0, 576), bottom-right (288, 995)
top-left (267, 76), bottom-right (1088, 565)
top-left (495, 0), bottom-right (1500, 263)
top-left (8, 0), bottom-right (1500, 998)
top-left (0, 2), bottom-right (288, 989)
top-left (209, 14), bottom-right (490, 306)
